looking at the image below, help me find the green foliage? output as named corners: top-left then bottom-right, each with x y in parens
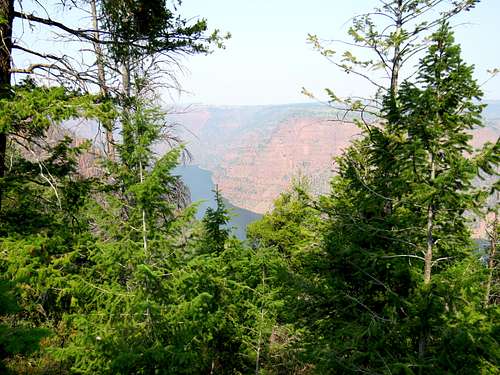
top-left (41, 89), bottom-right (275, 373)
top-left (0, 279), bottom-right (50, 374)
top-left (202, 187), bottom-right (230, 254)
top-left (284, 22), bottom-right (500, 374)
top-left (0, 1), bottom-right (246, 374)
top-left (248, 180), bottom-right (323, 374)
top-left (0, 78), bottom-right (115, 136)
top-left (0, 80), bottom-right (110, 373)
top-left (100, 0), bottom-right (228, 61)
top-left (248, 178), bottom-right (322, 257)
top-left (54, 96), bottom-right (183, 372)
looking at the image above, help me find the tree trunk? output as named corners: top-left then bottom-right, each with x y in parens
top-left (90, 0), bottom-right (115, 158)
top-left (121, 61), bottom-right (147, 256)
top-left (139, 159), bottom-right (148, 257)
top-left (424, 153), bottom-right (435, 285)
top-left (419, 152), bottom-right (436, 367)
top-left (485, 194), bottom-right (498, 306)
top-left (255, 267), bottom-right (266, 375)
top-left (424, 204), bottom-right (435, 285)
top-left (122, 62), bottom-right (131, 98)
top-left (0, 0), bottom-right (14, 210)
top-left (390, 0), bottom-right (403, 97)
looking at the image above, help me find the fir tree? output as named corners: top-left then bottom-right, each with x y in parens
top-left (247, 180), bottom-right (324, 373)
top-left (286, 22), bottom-right (499, 374)
top-left (202, 186), bottom-right (230, 254)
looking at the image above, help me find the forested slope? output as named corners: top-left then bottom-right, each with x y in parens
top-left (0, 1), bottom-right (498, 374)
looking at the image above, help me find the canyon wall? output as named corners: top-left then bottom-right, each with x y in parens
top-left (169, 103), bottom-right (500, 215)
top-left (170, 104), bottom-right (359, 213)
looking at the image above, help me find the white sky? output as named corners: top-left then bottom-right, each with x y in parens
top-left (175, 0), bottom-right (500, 105)
top-left (11, 0), bottom-right (500, 106)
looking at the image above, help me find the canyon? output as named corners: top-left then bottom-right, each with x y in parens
top-left (171, 102), bottom-right (500, 215)
top-left (61, 102), bottom-right (499, 238)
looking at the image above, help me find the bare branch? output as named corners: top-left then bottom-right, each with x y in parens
top-left (14, 10), bottom-right (100, 43)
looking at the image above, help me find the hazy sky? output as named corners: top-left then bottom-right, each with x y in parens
top-left (12, 1), bottom-right (500, 106)
top-left (174, 0), bottom-right (500, 105)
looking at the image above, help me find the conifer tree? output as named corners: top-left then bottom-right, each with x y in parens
top-left (50, 0), bottom-right (231, 371)
top-left (382, 22), bottom-right (495, 284)
top-left (247, 180), bottom-right (324, 373)
top-left (380, 23), bottom-right (499, 370)
top-left (202, 186), bottom-right (230, 254)
top-left (287, 22), bottom-right (499, 374)
top-left (55, 76), bottom-right (194, 373)
top-left (285, 3), bottom-right (500, 372)
top-left (0, 79), bottom-right (114, 372)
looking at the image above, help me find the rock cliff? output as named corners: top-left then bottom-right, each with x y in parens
top-left (170, 103), bottom-right (500, 215)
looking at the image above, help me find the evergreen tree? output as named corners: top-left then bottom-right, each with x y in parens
top-left (0, 80), bottom-right (114, 372)
top-left (382, 22), bottom-right (494, 285)
top-left (380, 23), bottom-right (499, 371)
top-left (285, 22), bottom-right (499, 374)
top-left (202, 187), bottom-right (230, 254)
top-left (247, 180), bottom-right (324, 373)
top-left (56, 90), bottom-right (190, 373)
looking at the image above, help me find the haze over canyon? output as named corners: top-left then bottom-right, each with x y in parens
top-left (168, 102), bottom-right (500, 215)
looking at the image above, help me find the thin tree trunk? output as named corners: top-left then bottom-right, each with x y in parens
top-left (139, 159), bottom-right (148, 256)
top-left (90, 0), bottom-right (106, 95)
top-left (419, 152), bottom-right (436, 365)
top-left (424, 154), bottom-right (435, 285)
top-left (255, 267), bottom-right (266, 375)
top-left (382, 0), bottom-right (403, 217)
top-left (485, 193), bottom-right (498, 306)
top-left (0, 0), bottom-right (14, 210)
top-left (122, 62), bottom-right (131, 98)
top-left (423, 204), bottom-right (435, 285)
top-left (255, 307), bottom-right (263, 375)
top-left (390, 0), bottom-right (403, 97)
top-left (90, 0), bottom-right (115, 158)
top-left (122, 62), bottom-right (147, 256)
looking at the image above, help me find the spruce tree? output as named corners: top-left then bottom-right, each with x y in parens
top-left (288, 22), bottom-right (499, 374)
top-left (247, 180), bottom-right (324, 373)
top-left (381, 22), bottom-right (499, 371)
top-left (202, 187), bottom-right (230, 254)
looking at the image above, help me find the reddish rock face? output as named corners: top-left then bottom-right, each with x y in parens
top-left (172, 104), bottom-right (361, 213)
top-left (172, 104), bottom-right (499, 215)
top-left (213, 118), bottom-right (359, 213)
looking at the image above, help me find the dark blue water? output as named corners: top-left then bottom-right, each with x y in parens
top-left (174, 165), bottom-right (261, 239)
